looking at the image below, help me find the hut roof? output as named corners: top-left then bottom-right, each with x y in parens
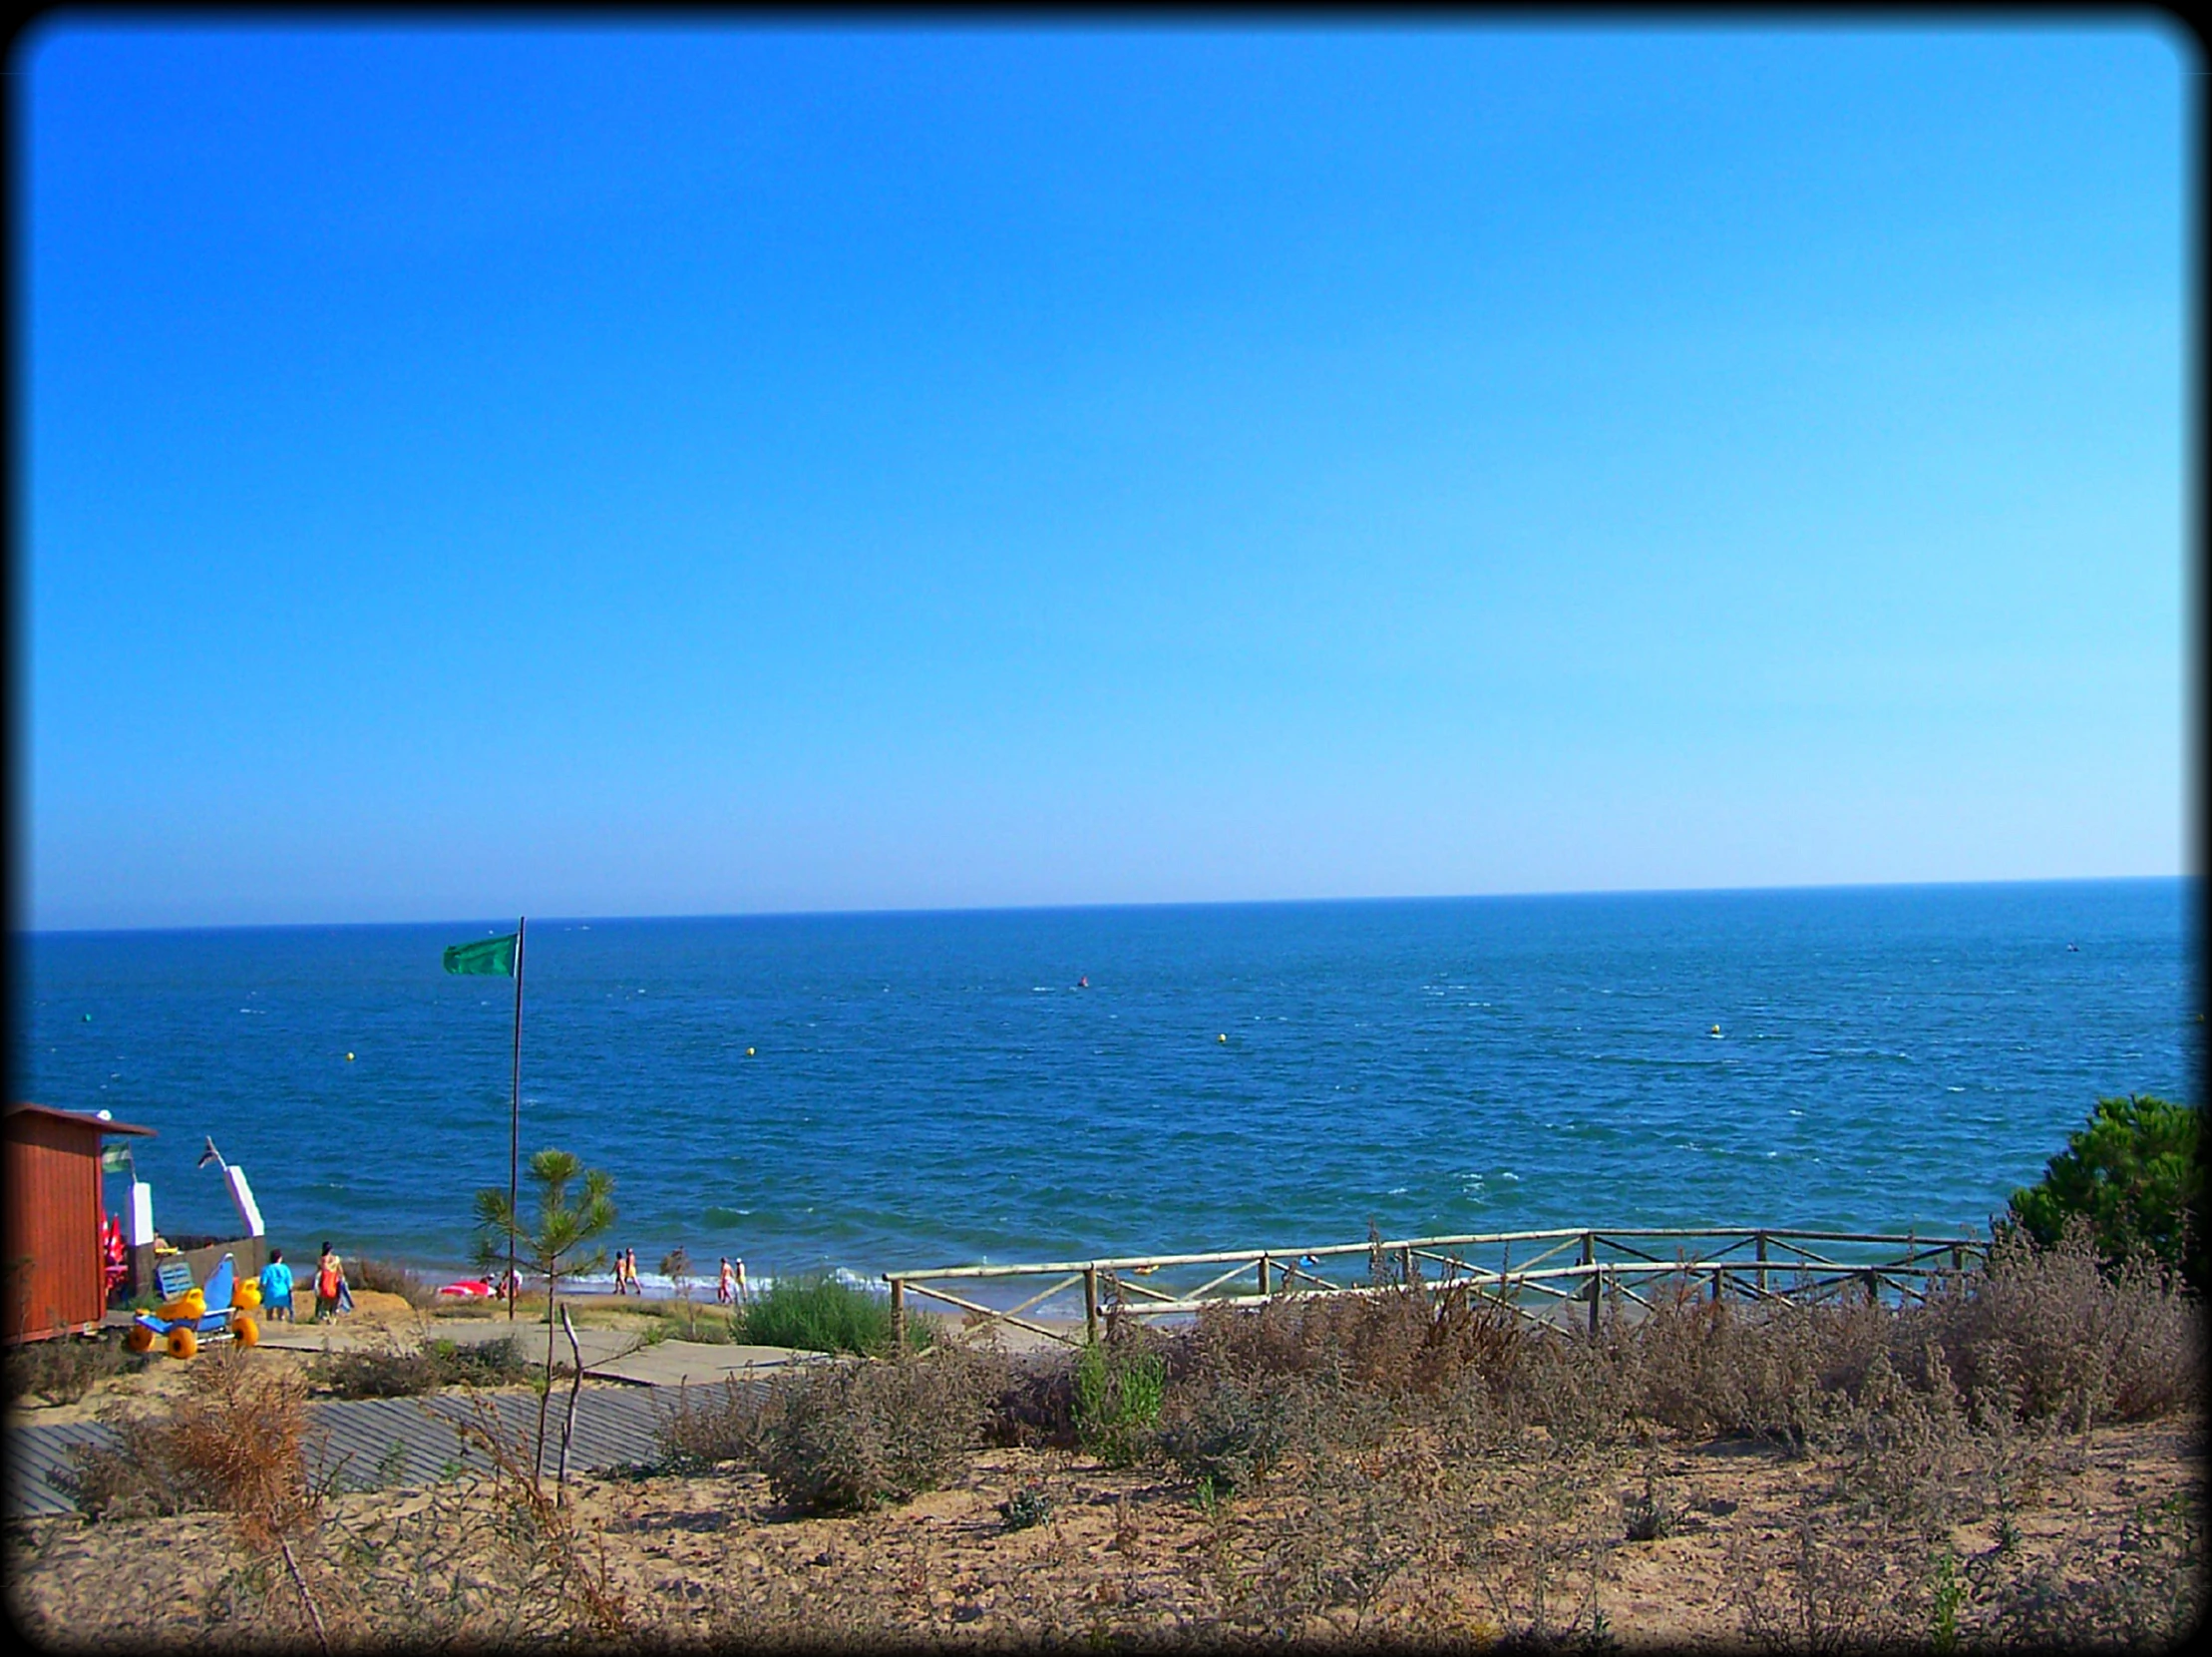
top-left (5, 1101), bottom-right (157, 1137)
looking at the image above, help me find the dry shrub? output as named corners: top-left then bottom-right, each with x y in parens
top-left (1241, 1433), bottom-right (1444, 1635)
top-left (758, 1348), bottom-right (1001, 1512)
top-left (60, 1350), bottom-right (327, 1537)
top-left (307, 1337), bottom-right (446, 1400)
top-left (1982, 1486), bottom-right (2205, 1650)
top-left (654, 1373), bottom-right (768, 1468)
top-left (1511, 1317), bottom-right (1644, 1452)
top-left (58, 1405), bottom-right (210, 1520)
top-left (347, 1256), bottom-right (436, 1309)
top-left (1162, 1370), bottom-right (1295, 1493)
top-left (1451, 1451), bottom-right (1620, 1646)
top-left (195, 1395), bottom-right (638, 1650)
top-left (162, 1348), bottom-right (328, 1545)
top-left (1629, 1277), bottom-right (1891, 1448)
top-left (308, 1332), bottom-right (534, 1400)
top-left (1820, 1345), bottom-right (1977, 1540)
top-left (58, 1350), bottom-right (340, 1649)
top-left (1729, 1502), bottom-right (1935, 1654)
top-left (983, 1353), bottom-right (1081, 1449)
top-left (1899, 1221), bottom-right (2203, 1430)
top-left (3, 1331), bottom-right (146, 1406)
top-left (1174, 1279), bottom-right (1525, 1401)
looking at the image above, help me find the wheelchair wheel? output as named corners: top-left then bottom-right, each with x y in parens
top-left (126, 1324), bottom-right (156, 1354)
top-left (232, 1315), bottom-right (258, 1348)
top-left (167, 1326), bottom-right (198, 1360)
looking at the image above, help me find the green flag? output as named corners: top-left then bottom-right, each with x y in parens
top-left (101, 1144), bottom-right (132, 1174)
top-left (444, 933), bottom-right (519, 976)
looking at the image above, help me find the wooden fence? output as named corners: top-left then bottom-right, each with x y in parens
top-left (884, 1227), bottom-right (1987, 1350)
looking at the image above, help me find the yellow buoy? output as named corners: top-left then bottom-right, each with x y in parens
top-left (747, 1046), bottom-right (756, 1057)
top-left (346, 1051), bottom-right (355, 1061)
top-left (1218, 1034), bottom-right (1228, 1043)
top-left (1710, 1025), bottom-right (1721, 1036)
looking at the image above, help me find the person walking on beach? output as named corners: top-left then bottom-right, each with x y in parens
top-left (716, 1257), bottom-right (736, 1305)
top-left (258, 1249), bottom-right (294, 1323)
top-left (314, 1243), bottom-right (344, 1322)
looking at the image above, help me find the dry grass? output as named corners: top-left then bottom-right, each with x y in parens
top-left (3, 1331), bottom-right (149, 1407)
top-left (345, 1257), bottom-right (437, 1311)
top-left (305, 1332), bottom-right (534, 1400)
top-left (12, 1231), bottom-right (2204, 1650)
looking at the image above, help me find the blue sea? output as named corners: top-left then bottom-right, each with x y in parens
top-left (13, 881), bottom-right (2197, 1289)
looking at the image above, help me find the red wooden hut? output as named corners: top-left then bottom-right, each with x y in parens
top-left (4, 1102), bottom-right (156, 1344)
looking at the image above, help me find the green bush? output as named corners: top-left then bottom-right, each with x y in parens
top-left (733, 1274), bottom-right (927, 1357)
top-left (2009, 1095), bottom-right (2202, 1294)
top-left (1072, 1339), bottom-right (1166, 1466)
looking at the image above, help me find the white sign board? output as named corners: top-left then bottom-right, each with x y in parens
top-left (225, 1165), bottom-right (265, 1238)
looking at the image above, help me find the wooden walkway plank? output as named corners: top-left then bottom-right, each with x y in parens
top-left (5, 1384), bottom-right (734, 1519)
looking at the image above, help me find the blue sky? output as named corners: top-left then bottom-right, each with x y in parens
top-left (19, 22), bottom-right (2190, 930)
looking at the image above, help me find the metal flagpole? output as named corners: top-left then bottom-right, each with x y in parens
top-left (509, 916), bottom-right (526, 1323)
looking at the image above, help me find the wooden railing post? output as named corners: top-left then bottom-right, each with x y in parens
top-left (1400, 1245), bottom-right (1416, 1288)
top-left (1582, 1232), bottom-right (1599, 1335)
top-left (1755, 1231), bottom-right (1768, 1297)
top-left (1083, 1266), bottom-right (1100, 1345)
top-left (890, 1277), bottom-right (906, 1350)
top-left (1257, 1254), bottom-right (1271, 1297)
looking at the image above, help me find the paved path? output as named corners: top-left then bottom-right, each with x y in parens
top-left (251, 1318), bottom-right (830, 1385)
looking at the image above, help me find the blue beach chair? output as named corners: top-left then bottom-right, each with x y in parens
top-left (127, 1252), bottom-right (260, 1358)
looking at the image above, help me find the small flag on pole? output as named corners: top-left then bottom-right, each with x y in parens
top-left (101, 1144), bottom-right (132, 1174)
top-left (444, 934), bottom-right (520, 977)
top-left (196, 1136), bottom-right (223, 1169)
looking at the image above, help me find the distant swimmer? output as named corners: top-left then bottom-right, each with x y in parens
top-left (1076, 975), bottom-right (1089, 989)
top-left (2067, 943), bottom-right (2079, 952)
top-left (1709, 1025), bottom-right (1722, 1037)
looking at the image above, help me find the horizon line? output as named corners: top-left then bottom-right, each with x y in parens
top-left (17, 871), bottom-right (2191, 939)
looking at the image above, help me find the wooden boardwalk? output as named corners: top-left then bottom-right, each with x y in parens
top-left (6, 1382), bottom-right (730, 1519)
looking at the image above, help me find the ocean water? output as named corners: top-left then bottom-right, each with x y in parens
top-left (13, 881), bottom-right (2196, 1286)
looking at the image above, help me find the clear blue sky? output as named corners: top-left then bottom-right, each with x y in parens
top-left (19, 22), bottom-right (2191, 931)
